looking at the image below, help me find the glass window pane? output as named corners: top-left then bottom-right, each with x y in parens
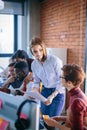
top-left (0, 57), bottom-right (10, 70)
top-left (0, 14), bottom-right (14, 53)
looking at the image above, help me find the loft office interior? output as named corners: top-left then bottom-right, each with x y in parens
top-left (0, 0), bottom-right (87, 107)
top-left (0, 0), bottom-right (87, 95)
top-left (0, 0), bottom-right (87, 129)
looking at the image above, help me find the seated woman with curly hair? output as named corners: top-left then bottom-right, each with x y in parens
top-left (44, 64), bottom-right (87, 130)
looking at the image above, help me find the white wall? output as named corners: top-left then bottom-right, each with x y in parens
top-left (47, 48), bottom-right (67, 65)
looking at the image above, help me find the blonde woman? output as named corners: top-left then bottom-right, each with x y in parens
top-left (29, 37), bottom-right (65, 130)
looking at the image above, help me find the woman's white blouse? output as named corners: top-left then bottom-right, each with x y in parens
top-left (31, 54), bottom-right (65, 94)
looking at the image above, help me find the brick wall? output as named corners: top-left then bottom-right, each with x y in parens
top-left (40, 0), bottom-right (86, 67)
top-left (40, 0), bottom-right (86, 108)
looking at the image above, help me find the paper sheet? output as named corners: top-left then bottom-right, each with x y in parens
top-left (17, 89), bottom-right (47, 103)
top-left (28, 91), bottom-right (47, 103)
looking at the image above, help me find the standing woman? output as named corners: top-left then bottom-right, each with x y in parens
top-left (29, 37), bottom-right (65, 118)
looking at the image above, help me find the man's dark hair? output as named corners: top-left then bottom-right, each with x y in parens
top-left (12, 50), bottom-right (29, 60)
top-left (11, 49), bottom-right (34, 72)
top-left (8, 62), bottom-right (15, 67)
top-left (14, 61), bottom-right (29, 75)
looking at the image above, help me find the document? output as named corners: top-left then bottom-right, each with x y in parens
top-left (17, 89), bottom-right (47, 103)
top-left (28, 91), bottom-right (47, 103)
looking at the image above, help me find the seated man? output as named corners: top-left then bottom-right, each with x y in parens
top-left (0, 49), bottom-right (33, 79)
top-left (0, 61), bottom-right (29, 95)
top-left (1, 62), bottom-right (15, 88)
top-left (11, 49), bottom-right (33, 72)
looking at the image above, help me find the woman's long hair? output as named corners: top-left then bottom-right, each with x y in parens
top-left (30, 37), bottom-right (47, 62)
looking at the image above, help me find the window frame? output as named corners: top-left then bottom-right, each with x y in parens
top-left (0, 15), bottom-right (18, 58)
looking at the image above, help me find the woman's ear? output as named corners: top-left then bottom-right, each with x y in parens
top-left (67, 81), bottom-right (72, 87)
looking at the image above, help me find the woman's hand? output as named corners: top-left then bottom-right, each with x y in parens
top-left (44, 96), bottom-right (53, 106)
top-left (44, 90), bottom-right (59, 105)
top-left (52, 116), bottom-right (66, 122)
top-left (43, 115), bottom-right (71, 130)
top-left (44, 95), bottom-right (54, 105)
top-left (43, 115), bottom-right (60, 128)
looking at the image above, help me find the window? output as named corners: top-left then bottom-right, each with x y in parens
top-left (0, 14), bottom-right (17, 69)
